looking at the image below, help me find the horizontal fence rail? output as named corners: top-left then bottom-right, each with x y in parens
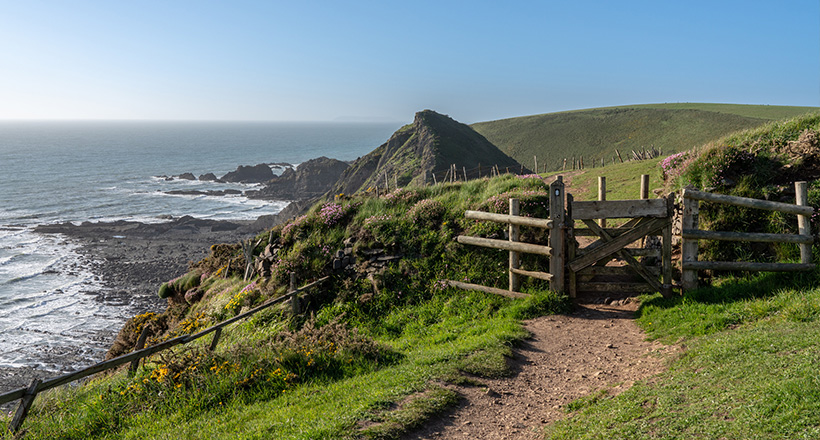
top-left (681, 183), bottom-right (814, 290)
top-left (451, 177), bottom-right (566, 296)
top-left (464, 210), bottom-right (553, 229)
top-left (2, 275), bottom-right (329, 433)
top-left (455, 235), bottom-right (553, 256)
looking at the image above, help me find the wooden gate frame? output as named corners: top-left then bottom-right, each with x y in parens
top-left (451, 175), bottom-right (674, 298)
top-left (566, 193), bottom-right (674, 297)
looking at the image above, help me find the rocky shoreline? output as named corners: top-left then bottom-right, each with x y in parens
top-left (0, 214), bottom-right (298, 397)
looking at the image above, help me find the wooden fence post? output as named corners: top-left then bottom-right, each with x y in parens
top-left (640, 174), bottom-right (649, 200)
top-left (796, 181), bottom-right (812, 264)
top-left (549, 177), bottom-right (566, 292)
top-left (509, 198), bottom-right (520, 292)
top-left (534, 156), bottom-right (538, 174)
top-left (681, 189), bottom-right (699, 291)
top-left (598, 176), bottom-right (607, 229)
top-left (129, 326), bottom-right (151, 375)
top-left (662, 193), bottom-right (674, 297)
top-left (208, 327), bottom-right (222, 352)
top-left (9, 378), bottom-right (40, 433)
top-left (289, 273), bottom-right (299, 315)
top-left (566, 193), bottom-right (576, 298)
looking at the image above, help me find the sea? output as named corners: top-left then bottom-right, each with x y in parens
top-left (0, 120), bottom-right (399, 374)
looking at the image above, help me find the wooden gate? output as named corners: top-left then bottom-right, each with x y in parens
top-left (566, 193), bottom-right (674, 298)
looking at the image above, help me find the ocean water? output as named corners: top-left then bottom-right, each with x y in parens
top-left (0, 120), bottom-right (398, 372)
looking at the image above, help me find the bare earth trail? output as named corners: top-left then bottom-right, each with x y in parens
top-left (406, 301), bottom-right (678, 439)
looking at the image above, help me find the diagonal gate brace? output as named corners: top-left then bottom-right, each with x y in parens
top-left (569, 217), bottom-right (668, 290)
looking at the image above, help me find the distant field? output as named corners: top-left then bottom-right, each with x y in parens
top-left (472, 103), bottom-right (819, 171)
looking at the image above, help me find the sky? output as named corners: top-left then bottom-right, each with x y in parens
top-left (1, 0), bottom-right (818, 123)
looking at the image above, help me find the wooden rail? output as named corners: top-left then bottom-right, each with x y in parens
top-left (451, 177), bottom-right (565, 297)
top-left (2, 275), bottom-right (329, 433)
top-left (681, 182), bottom-right (815, 291)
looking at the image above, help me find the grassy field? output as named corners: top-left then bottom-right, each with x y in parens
top-left (472, 104), bottom-right (819, 172)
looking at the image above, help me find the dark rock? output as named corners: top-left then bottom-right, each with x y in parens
top-left (246, 157), bottom-right (349, 201)
top-left (178, 173), bottom-right (196, 180)
top-left (333, 259), bottom-right (343, 270)
top-left (165, 189), bottom-right (243, 197)
top-left (199, 173), bottom-right (219, 181)
top-left (220, 164), bottom-right (274, 183)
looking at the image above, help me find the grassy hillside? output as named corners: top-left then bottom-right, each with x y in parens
top-left (331, 110), bottom-right (523, 196)
top-left (472, 104), bottom-right (819, 172)
top-left (7, 175), bottom-right (568, 439)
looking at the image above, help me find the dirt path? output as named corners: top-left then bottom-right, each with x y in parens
top-left (405, 300), bottom-right (678, 439)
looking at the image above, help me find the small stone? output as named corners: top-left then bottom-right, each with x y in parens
top-left (606, 343), bottom-right (615, 349)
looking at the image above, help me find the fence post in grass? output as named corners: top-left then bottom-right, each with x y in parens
top-left (662, 193), bottom-right (674, 297)
top-left (640, 174), bottom-right (650, 200)
top-left (796, 181), bottom-right (812, 264)
top-left (566, 193), bottom-right (577, 298)
top-left (9, 378), bottom-right (40, 434)
top-left (208, 327), bottom-right (222, 352)
top-left (598, 176), bottom-right (607, 229)
top-left (549, 177), bottom-right (566, 292)
top-left (681, 189), bottom-right (699, 291)
top-left (509, 198), bottom-right (521, 292)
top-left (289, 272), bottom-right (299, 315)
top-left (129, 326), bottom-right (151, 375)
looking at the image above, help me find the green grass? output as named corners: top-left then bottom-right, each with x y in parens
top-left (472, 104), bottom-right (819, 171)
top-left (631, 103), bottom-right (820, 120)
top-left (546, 270), bottom-right (820, 439)
top-left (563, 157), bottom-right (664, 202)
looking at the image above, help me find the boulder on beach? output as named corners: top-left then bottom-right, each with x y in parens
top-left (220, 164), bottom-right (274, 183)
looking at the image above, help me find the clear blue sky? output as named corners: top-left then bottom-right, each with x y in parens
top-left (2, 0), bottom-right (818, 123)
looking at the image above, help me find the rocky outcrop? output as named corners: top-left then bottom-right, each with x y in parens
top-left (220, 164), bottom-right (274, 183)
top-left (177, 173), bottom-right (196, 180)
top-left (247, 157), bottom-right (349, 201)
top-left (330, 110), bottom-right (526, 195)
top-left (199, 173), bottom-right (219, 182)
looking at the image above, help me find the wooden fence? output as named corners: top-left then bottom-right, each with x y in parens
top-left (448, 177), bottom-right (566, 297)
top-left (1, 275), bottom-right (329, 434)
top-left (681, 181), bottom-right (815, 290)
